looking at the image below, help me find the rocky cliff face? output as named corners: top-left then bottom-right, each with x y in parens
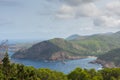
top-left (94, 59), bottom-right (116, 68)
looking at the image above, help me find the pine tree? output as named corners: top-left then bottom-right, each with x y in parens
top-left (2, 52), bottom-right (10, 67)
top-left (2, 52), bottom-right (10, 79)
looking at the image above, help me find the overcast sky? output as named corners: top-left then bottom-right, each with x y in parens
top-left (0, 0), bottom-right (120, 40)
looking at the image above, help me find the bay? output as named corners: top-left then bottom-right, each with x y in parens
top-left (9, 52), bottom-right (102, 74)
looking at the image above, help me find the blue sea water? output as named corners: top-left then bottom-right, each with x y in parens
top-left (9, 52), bottom-right (102, 74)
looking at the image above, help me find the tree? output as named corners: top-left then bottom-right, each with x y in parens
top-left (68, 68), bottom-right (90, 80)
top-left (2, 52), bottom-right (10, 67)
top-left (2, 52), bottom-right (11, 79)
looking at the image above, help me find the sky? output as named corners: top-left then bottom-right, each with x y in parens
top-left (0, 0), bottom-right (120, 40)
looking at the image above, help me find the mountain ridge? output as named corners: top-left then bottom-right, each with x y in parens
top-left (12, 31), bottom-right (120, 61)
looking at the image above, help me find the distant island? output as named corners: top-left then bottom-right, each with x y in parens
top-left (12, 31), bottom-right (120, 61)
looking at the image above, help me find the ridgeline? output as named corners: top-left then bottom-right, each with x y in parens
top-left (12, 31), bottom-right (120, 61)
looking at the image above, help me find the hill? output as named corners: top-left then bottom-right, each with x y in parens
top-left (12, 31), bottom-right (120, 61)
top-left (12, 38), bottom-right (87, 61)
top-left (70, 31), bottom-right (120, 55)
top-left (96, 48), bottom-right (120, 68)
top-left (66, 34), bottom-right (81, 40)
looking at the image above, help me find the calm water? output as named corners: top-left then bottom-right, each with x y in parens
top-left (9, 52), bottom-right (102, 74)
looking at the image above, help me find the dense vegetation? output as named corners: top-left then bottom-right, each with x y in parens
top-left (98, 48), bottom-right (120, 67)
top-left (49, 38), bottom-right (88, 56)
top-left (2, 52), bottom-right (120, 80)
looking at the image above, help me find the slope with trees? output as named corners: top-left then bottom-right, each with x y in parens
top-left (96, 48), bottom-right (120, 68)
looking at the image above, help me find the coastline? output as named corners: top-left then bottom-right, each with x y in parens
top-left (90, 59), bottom-right (116, 68)
top-left (12, 55), bottom-right (100, 63)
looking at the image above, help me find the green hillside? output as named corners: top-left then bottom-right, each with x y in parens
top-left (12, 31), bottom-right (120, 60)
top-left (49, 38), bottom-right (88, 56)
top-left (97, 48), bottom-right (120, 67)
top-left (70, 32), bottom-right (120, 55)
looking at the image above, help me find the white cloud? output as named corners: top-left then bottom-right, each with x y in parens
top-left (62, 0), bottom-right (98, 6)
top-left (94, 16), bottom-right (120, 27)
top-left (106, 0), bottom-right (120, 16)
top-left (56, 5), bottom-right (75, 19)
top-left (52, 0), bottom-right (120, 29)
top-left (56, 3), bottom-right (101, 19)
top-left (93, 0), bottom-right (120, 28)
top-left (58, 5), bottom-right (74, 15)
top-left (76, 3), bottom-right (101, 17)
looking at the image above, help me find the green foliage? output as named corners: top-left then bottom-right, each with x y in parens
top-left (2, 52), bottom-right (10, 67)
top-left (99, 68), bottom-right (120, 80)
top-left (68, 68), bottom-right (91, 80)
top-left (37, 68), bottom-right (68, 80)
top-left (71, 34), bottom-right (120, 56)
top-left (49, 38), bottom-right (87, 56)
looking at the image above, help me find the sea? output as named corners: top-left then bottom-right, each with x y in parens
top-left (9, 52), bottom-right (102, 74)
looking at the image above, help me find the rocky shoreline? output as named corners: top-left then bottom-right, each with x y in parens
top-left (50, 56), bottom-right (87, 61)
top-left (90, 59), bottom-right (116, 68)
top-left (13, 55), bottom-right (88, 61)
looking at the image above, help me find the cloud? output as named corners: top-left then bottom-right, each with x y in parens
top-left (106, 0), bottom-right (120, 16)
top-left (75, 3), bottom-right (101, 17)
top-left (94, 16), bottom-right (120, 27)
top-left (55, 4), bottom-right (75, 19)
top-left (56, 3), bottom-right (101, 19)
top-left (93, 0), bottom-right (120, 28)
top-left (45, 0), bottom-right (101, 19)
top-left (62, 0), bottom-right (98, 6)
